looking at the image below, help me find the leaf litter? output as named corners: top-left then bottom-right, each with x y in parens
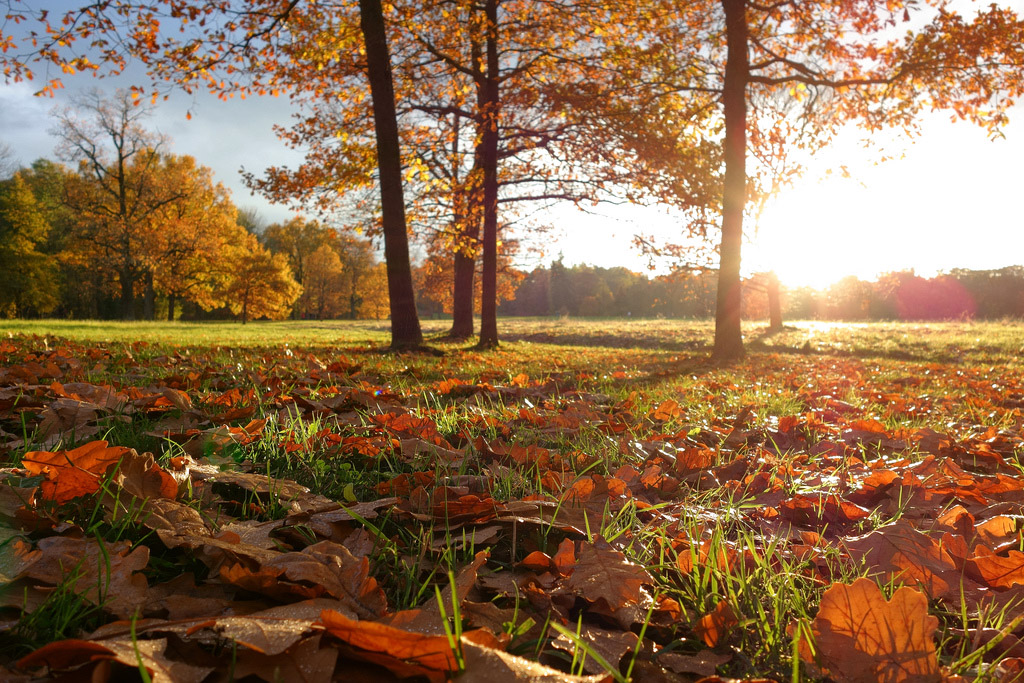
top-left (0, 332), bottom-right (1021, 681)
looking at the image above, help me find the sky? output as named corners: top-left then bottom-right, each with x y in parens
top-left (1, 68), bottom-right (1022, 290)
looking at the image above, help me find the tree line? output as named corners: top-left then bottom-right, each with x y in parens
top-left (477, 263), bottom-right (1024, 322)
top-left (2, 1), bottom-right (1023, 357)
top-left (0, 92), bottom-right (389, 324)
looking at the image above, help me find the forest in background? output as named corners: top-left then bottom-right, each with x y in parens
top-left (4, 137), bottom-right (1022, 326)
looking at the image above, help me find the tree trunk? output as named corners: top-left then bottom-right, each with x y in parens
top-left (120, 266), bottom-right (134, 320)
top-left (167, 292), bottom-right (176, 321)
top-left (241, 296), bottom-right (248, 325)
top-left (767, 271), bottom-right (782, 331)
top-left (450, 113), bottom-right (481, 340)
top-left (713, 0), bottom-right (748, 361)
top-left (450, 250), bottom-right (476, 337)
top-left (143, 271), bottom-right (155, 320)
top-left (476, 0), bottom-right (500, 349)
top-left (359, 0), bottom-right (423, 349)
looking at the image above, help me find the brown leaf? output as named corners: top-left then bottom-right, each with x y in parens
top-left (459, 630), bottom-right (613, 682)
top-left (112, 450), bottom-right (179, 500)
top-left (19, 537), bottom-right (149, 618)
top-left (195, 614), bottom-right (318, 655)
top-left (844, 520), bottom-right (960, 599)
top-left (552, 622), bottom-right (638, 674)
top-left (161, 387), bottom-right (193, 411)
top-left (231, 633), bottom-right (338, 683)
top-left (220, 540), bottom-right (386, 619)
top-left (658, 649), bottom-right (732, 676)
top-left (560, 542), bottom-right (654, 628)
top-left (811, 578), bottom-right (940, 683)
top-left (18, 637), bottom-right (213, 682)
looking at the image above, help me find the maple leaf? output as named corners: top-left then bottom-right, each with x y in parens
top-left (810, 578), bottom-right (940, 683)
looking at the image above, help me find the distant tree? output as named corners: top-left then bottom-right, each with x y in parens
top-left (236, 207), bottom-right (268, 235)
top-left (951, 267), bottom-right (1024, 319)
top-left (0, 142), bottom-right (18, 179)
top-left (218, 234), bottom-right (301, 324)
top-left (147, 156), bottom-right (243, 320)
top-left (53, 89), bottom-right (183, 320)
top-left (262, 218), bottom-right (335, 316)
top-left (300, 244), bottom-right (345, 320)
top-left (334, 234), bottom-right (380, 320)
top-left (0, 172), bottom-right (57, 316)
top-left (358, 262), bottom-right (391, 320)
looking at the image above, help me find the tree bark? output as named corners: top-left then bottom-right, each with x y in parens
top-left (450, 113), bottom-right (481, 340)
top-left (713, 0), bottom-right (748, 361)
top-left (120, 265), bottom-right (134, 320)
top-left (767, 271), bottom-right (782, 331)
top-left (451, 249), bottom-right (476, 337)
top-left (167, 292), bottom-right (176, 321)
top-left (143, 270), bottom-right (155, 320)
top-left (359, 0), bottom-right (423, 349)
top-left (476, 0), bottom-right (500, 349)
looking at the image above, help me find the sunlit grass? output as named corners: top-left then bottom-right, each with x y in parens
top-left (4, 317), bottom-right (1024, 679)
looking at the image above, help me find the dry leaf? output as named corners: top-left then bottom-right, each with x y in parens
top-left (811, 578), bottom-right (940, 683)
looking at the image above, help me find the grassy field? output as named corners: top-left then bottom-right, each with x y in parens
top-left (1, 318), bottom-right (1023, 681)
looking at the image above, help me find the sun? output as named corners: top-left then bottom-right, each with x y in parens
top-left (745, 180), bottom-right (892, 290)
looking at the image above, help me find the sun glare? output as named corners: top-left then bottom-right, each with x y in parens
top-left (747, 179), bottom-right (906, 291)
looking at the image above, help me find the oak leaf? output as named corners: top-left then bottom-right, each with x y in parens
top-left (18, 637), bottom-right (213, 682)
top-left (220, 540), bottom-right (386, 619)
top-left (19, 536), bottom-right (149, 618)
top-left (966, 549), bottom-right (1024, 589)
top-left (560, 542), bottom-right (654, 628)
top-left (810, 578), bottom-right (940, 683)
top-left (844, 521), bottom-right (960, 599)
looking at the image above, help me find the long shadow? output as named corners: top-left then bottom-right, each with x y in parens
top-left (497, 331), bottom-right (711, 353)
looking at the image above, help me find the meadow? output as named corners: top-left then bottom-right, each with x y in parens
top-left (0, 318), bottom-right (1022, 682)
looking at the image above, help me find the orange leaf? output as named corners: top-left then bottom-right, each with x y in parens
top-left (810, 578), bottom-right (939, 683)
top-left (24, 441), bottom-right (134, 504)
top-left (23, 440), bottom-right (130, 476)
top-left (519, 550), bottom-right (554, 573)
top-left (650, 399), bottom-right (682, 421)
top-left (317, 609), bottom-right (458, 681)
top-left (966, 550), bottom-right (1024, 589)
top-left (694, 600), bottom-right (738, 647)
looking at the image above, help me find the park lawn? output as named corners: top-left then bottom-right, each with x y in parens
top-left (0, 318), bottom-right (1022, 681)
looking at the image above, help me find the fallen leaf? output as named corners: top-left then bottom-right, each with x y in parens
top-left (460, 630), bottom-right (613, 682)
top-left (317, 609), bottom-right (459, 682)
top-left (811, 578), bottom-right (940, 683)
top-left (694, 600), bottom-right (739, 647)
top-left (560, 542), bottom-right (654, 627)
